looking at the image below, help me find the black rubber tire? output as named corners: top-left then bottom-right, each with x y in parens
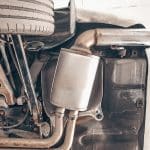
top-left (0, 0), bottom-right (54, 35)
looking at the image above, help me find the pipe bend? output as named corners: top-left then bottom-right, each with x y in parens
top-left (54, 111), bottom-right (78, 150)
top-left (0, 108), bottom-right (65, 149)
top-left (72, 29), bottom-right (98, 54)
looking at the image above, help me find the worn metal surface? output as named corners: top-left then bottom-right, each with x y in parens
top-left (0, 43), bottom-right (16, 90)
top-left (72, 119), bottom-right (140, 150)
top-left (71, 56), bottom-right (146, 150)
top-left (0, 64), bottom-right (14, 105)
top-left (103, 58), bottom-right (146, 134)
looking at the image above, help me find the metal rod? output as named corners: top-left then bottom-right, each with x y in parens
top-left (11, 34), bottom-right (39, 115)
top-left (7, 35), bottom-right (22, 80)
top-left (0, 44), bottom-right (11, 75)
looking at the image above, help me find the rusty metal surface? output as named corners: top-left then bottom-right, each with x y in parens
top-left (0, 64), bottom-right (14, 106)
top-left (103, 58), bottom-right (146, 136)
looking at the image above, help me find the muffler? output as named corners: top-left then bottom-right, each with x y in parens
top-left (51, 48), bottom-right (99, 111)
top-left (49, 48), bottom-right (99, 150)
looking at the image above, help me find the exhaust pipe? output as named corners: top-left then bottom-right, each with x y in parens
top-left (0, 108), bottom-right (78, 150)
top-left (0, 108), bottom-right (65, 149)
top-left (54, 111), bottom-right (78, 150)
top-left (72, 29), bottom-right (150, 53)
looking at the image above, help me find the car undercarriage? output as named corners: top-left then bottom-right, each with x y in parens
top-left (0, 0), bottom-right (149, 150)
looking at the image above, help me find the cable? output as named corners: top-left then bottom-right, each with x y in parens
top-left (0, 106), bottom-right (29, 129)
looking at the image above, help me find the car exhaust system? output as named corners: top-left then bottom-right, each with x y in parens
top-left (0, 31), bottom-right (100, 149)
top-left (0, 28), bottom-right (150, 149)
top-left (72, 29), bottom-right (150, 51)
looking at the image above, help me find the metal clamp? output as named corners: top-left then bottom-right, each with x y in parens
top-left (79, 107), bottom-right (103, 121)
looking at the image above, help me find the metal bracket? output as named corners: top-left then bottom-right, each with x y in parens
top-left (79, 105), bottom-right (104, 121)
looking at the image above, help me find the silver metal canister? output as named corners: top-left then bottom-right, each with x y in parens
top-left (50, 48), bottom-right (99, 111)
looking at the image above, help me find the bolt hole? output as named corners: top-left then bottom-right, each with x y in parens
top-left (132, 50), bottom-right (138, 56)
top-left (96, 110), bottom-right (99, 114)
top-left (96, 114), bottom-right (102, 120)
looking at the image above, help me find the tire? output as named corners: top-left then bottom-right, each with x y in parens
top-left (0, 0), bottom-right (54, 35)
